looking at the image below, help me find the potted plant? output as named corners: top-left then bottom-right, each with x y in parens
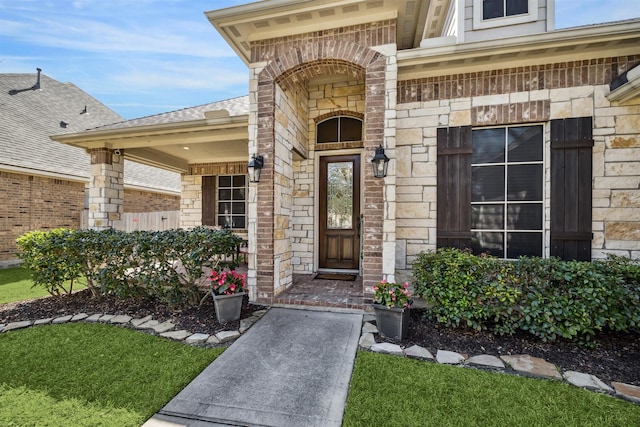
top-left (372, 280), bottom-right (412, 341)
top-left (210, 270), bottom-right (247, 323)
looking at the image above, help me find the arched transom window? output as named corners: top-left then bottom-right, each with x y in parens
top-left (316, 116), bottom-right (363, 144)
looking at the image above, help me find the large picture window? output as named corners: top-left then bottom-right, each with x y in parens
top-left (471, 125), bottom-right (543, 258)
top-left (217, 175), bottom-right (246, 229)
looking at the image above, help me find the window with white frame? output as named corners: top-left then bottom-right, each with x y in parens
top-left (473, 0), bottom-right (538, 29)
top-left (217, 175), bottom-right (246, 229)
top-left (471, 124), bottom-right (544, 258)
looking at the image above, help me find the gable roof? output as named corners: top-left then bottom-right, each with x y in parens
top-left (0, 72), bottom-right (181, 193)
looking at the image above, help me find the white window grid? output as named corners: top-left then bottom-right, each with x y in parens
top-left (217, 175), bottom-right (247, 230)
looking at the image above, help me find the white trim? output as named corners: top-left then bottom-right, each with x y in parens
top-left (0, 164), bottom-right (86, 183)
top-left (607, 65), bottom-right (640, 103)
top-left (473, 0), bottom-right (538, 30)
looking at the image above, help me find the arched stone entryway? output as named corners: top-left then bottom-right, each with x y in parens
top-left (247, 35), bottom-right (397, 306)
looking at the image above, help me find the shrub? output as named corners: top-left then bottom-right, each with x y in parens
top-left (16, 227), bottom-right (242, 306)
top-left (16, 229), bottom-right (83, 296)
top-left (412, 248), bottom-right (640, 343)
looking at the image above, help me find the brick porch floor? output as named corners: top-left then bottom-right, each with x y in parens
top-left (272, 274), bottom-right (367, 311)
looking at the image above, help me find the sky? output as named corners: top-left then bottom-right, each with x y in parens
top-left (1, 0), bottom-right (637, 120)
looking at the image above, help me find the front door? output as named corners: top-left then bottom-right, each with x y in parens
top-left (319, 155), bottom-right (361, 270)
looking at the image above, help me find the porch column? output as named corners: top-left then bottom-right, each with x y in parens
top-left (88, 148), bottom-right (124, 230)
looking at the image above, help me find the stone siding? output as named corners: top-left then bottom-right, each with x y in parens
top-left (88, 148), bottom-right (124, 230)
top-left (248, 20), bottom-right (396, 304)
top-left (394, 55), bottom-right (640, 280)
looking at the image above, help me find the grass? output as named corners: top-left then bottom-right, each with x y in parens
top-left (0, 323), bottom-right (223, 426)
top-left (344, 351), bottom-right (640, 427)
top-left (0, 267), bottom-right (86, 304)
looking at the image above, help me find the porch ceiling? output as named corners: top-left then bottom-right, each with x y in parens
top-left (206, 0), bottom-right (441, 64)
top-left (52, 116), bottom-right (249, 174)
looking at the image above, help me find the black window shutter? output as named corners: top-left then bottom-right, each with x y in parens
top-left (550, 117), bottom-right (593, 261)
top-left (202, 176), bottom-right (216, 226)
top-left (437, 126), bottom-right (472, 249)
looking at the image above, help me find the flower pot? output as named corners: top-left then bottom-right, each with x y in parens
top-left (372, 304), bottom-right (410, 341)
top-left (211, 292), bottom-right (245, 323)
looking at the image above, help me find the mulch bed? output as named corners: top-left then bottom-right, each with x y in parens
top-left (2, 290), bottom-right (638, 386)
top-left (0, 289), bottom-right (263, 336)
top-left (403, 309), bottom-right (640, 386)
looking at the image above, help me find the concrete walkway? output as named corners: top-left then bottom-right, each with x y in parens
top-left (144, 308), bottom-right (363, 427)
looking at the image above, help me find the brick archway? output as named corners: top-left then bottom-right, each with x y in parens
top-left (253, 39), bottom-right (388, 304)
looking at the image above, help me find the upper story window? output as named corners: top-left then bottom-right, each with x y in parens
top-left (317, 116), bottom-right (363, 144)
top-left (473, 0), bottom-right (538, 29)
top-left (483, 0), bottom-right (527, 20)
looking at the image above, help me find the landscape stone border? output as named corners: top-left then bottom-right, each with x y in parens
top-left (2, 309), bottom-right (638, 405)
top-left (0, 308), bottom-right (268, 347)
top-left (357, 314), bottom-right (640, 405)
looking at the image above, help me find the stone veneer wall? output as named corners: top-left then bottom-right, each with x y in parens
top-left (289, 80), bottom-right (367, 275)
top-left (248, 20), bottom-right (397, 303)
top-left (88, 148), bottom-right (124, 230)
top-left (394, 55), bottom-right (640, 281)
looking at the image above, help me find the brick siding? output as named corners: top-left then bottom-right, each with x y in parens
top-left (1, 171), bottom-right (180, 262)
top-left (398, 56), bottom-right (640, 104)
top-left (249, 20), bottom-right (395, 303)
top-left (124, 189), bottom-right (179, 213)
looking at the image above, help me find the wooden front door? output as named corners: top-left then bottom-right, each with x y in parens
top-left (319, 155), bottom-right (361, 270)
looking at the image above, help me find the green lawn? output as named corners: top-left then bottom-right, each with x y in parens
top-left (0, 323), bottom-right (223, 426)
top-left (344, 351), bottom-right (640, 427)
top-left (0, 267), bottom-right (86, 304)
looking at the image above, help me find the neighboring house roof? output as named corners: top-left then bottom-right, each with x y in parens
top-left (0, 72), bottom-right (181, 193)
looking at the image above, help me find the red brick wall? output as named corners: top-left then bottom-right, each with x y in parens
top-left (123, 189), bottom-right (179, 213)
top-left (0, 171), bottom-right (85, 261)
top-left (1, 171), bottom-right (180, 262)
top-left (398, 55), bottom-right (640, 104)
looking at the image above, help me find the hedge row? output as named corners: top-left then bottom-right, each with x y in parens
top-left (412, 248), bottom-right (640, 344)
top-left (16, 228), bottom-right (242, 307)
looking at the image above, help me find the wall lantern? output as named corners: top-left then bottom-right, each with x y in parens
top-left (247, 154), bottom-right (264, 183)
top-left (371, 145), bottom-right (389, 178)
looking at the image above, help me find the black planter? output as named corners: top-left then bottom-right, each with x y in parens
top-left (372, 304), bottom-right (410, 341)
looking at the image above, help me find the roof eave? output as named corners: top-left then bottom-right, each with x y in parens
top-left (51, 114), bottom-right (249, 148)
top-left (607, 65), bottom-right (640, 103)
top-left (398, 19), bottom-right (640, 79)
